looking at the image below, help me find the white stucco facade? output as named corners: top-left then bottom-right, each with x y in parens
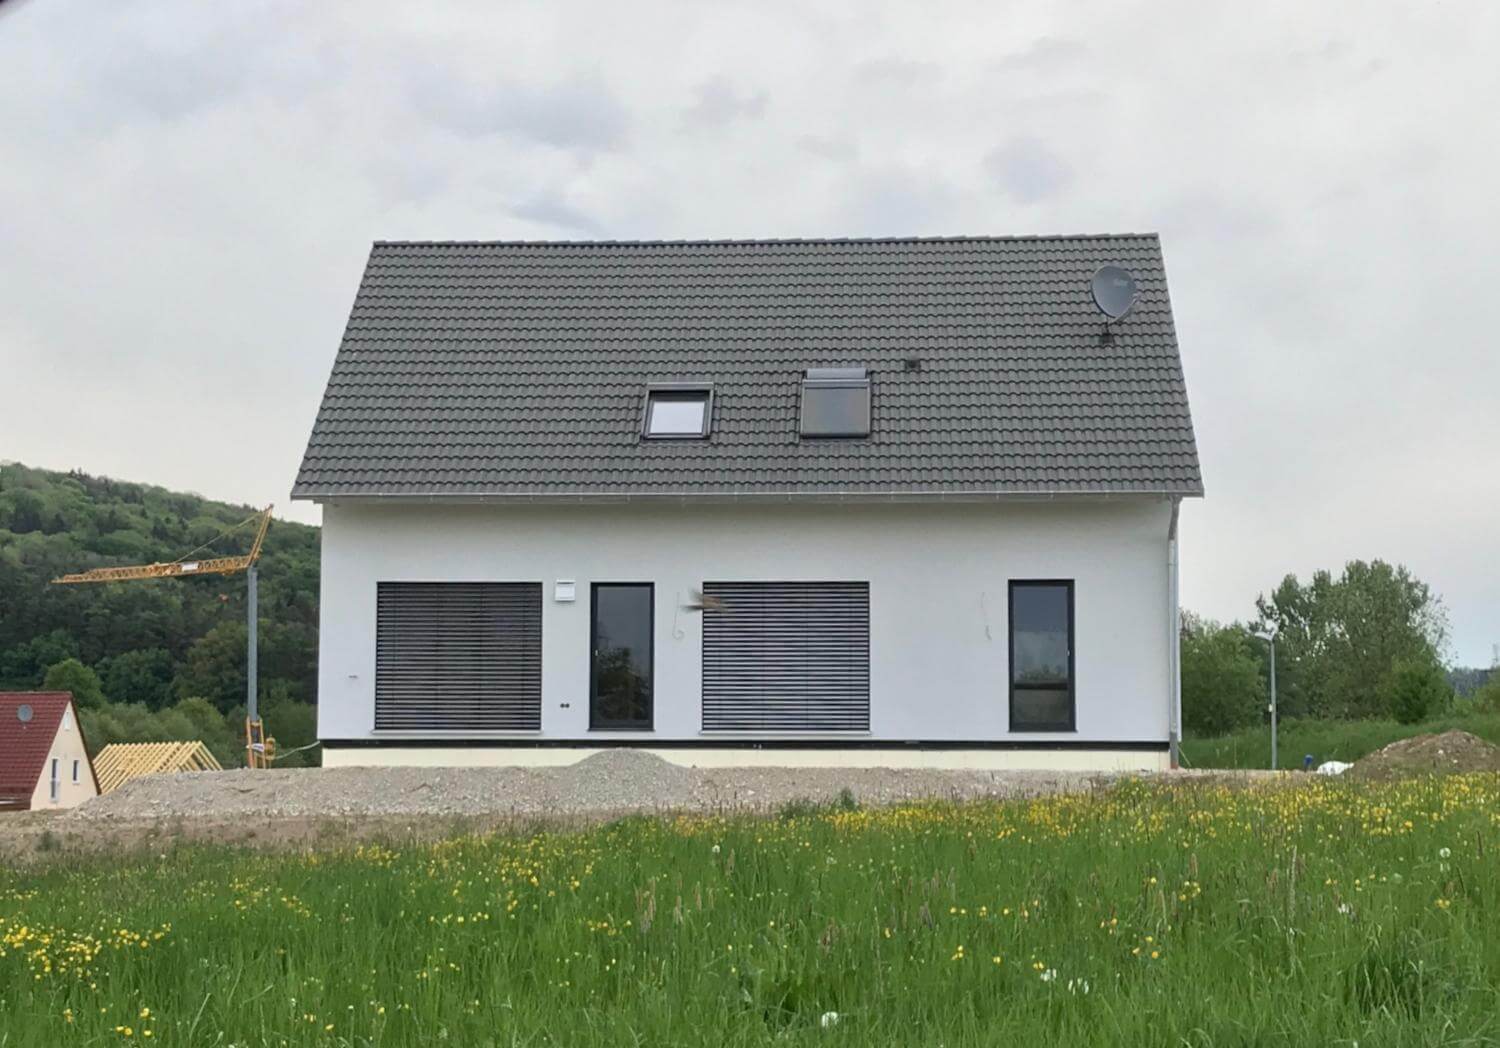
top-left (28, 705), bottom-right (98, 811)
top-left (316, 498), bottom-right (1176, 767)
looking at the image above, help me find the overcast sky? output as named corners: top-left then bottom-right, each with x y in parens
top-left (1, 1), bottom-right (1496, 665)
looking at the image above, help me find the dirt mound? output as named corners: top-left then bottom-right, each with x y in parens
top-left (1347, 730), bottom-right (1500, 781)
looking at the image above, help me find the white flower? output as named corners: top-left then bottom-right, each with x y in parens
top-left (1067, 978), bottom-right (1091, 994)
top-left (711, 844), bottom-right (721, 855)
top-left (1438, 847), bottom-right (1451, 860)
top-left (820, 1012), bottom-right (840, 1028)
top-left (1039, 968), bottom-right (1057, 983)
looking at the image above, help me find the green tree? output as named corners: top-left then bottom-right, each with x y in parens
top-left (0, 629), bottom-right (80, 687)
top-left (1471, 671), bottom-right (1500, 713)
top-left (1180, 614), bottom-right (1264, 736)
top-left (1383, 655), bottom-right (1452, 724)
top-left (98, 647), bottom-right (176, 709)
top-left (172, 622), bottom-right (248, 713)
top-left (42, 657), bottom-right (106, 709)
top-left (1255, 560), bottom-right (1447, 719)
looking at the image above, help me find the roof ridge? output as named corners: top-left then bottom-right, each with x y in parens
top-left (371, 233), bottom-right (1162, 249)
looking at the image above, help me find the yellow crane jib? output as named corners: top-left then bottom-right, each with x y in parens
top-left (50, 507), bottom-right (277, 769)
top-left (52, 506), bottom-right (272, 584)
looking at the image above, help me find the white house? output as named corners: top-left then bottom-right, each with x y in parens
top-left (294, 235), bottom-right (1203, 771)
top-left (0, 692), bottom-right (100, 811)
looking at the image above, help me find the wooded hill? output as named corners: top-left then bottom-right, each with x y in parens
top-left (0, 462), bottom-right (319, 764)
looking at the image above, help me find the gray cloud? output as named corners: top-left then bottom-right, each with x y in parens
top-left (510, 193), bottom-right (603, 235)
top-left (853, 58), bottom-right (941, 87)
top-left (993, 36), bottom-right (1089, 72)
top-left (836, 168), bottom-right (956, 236)
top-left (681, 78), bottom-right (767, 132)
top-left (984, 137), bottom-right (1073, 204)
top-left (409, 71), bottom-right (628, 151)
top-left (797, 135), bottom-right (858, 163)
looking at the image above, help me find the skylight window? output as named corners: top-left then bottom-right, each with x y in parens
top-left (800, 367), bottom-right (870, 438)
top-left (642, 386), bottom-right (712, 439)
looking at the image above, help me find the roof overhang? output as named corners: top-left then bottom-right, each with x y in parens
top-left (294, 487), bottom-right (1203, 506)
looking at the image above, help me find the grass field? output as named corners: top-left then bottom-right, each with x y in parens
top-left (3, 777), bottom-right (1499, 1047)
top-left (1182, 711), bottom-right (1500, 770)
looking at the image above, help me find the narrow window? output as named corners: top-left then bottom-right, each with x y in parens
top-left (72, 759), bottom-right (80, 783)
top-left (643, 387), bottom-right (712, 438)
top-left (50, 758), bottom-right (60, 801)
top-left (800, 368), bottom-right (870, 437)
top-left (1009, 581), bottom-right (1075, 732)
top-left (590, 584), bottom-right (654, 730)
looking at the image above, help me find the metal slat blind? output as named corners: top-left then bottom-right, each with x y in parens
top-left (701, 581), bottom-right (870, 731)
top-left (375, 582), bottom-right (542, 731)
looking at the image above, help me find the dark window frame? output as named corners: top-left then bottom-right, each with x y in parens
top-left (1008, 579), bottom-right (1076, 733)
top-left (640, 383), bottom-right (714, 440)
top-left (799, 367), bottom-right (871, 439)
top-left (589, 582), bottom-right (655, 732)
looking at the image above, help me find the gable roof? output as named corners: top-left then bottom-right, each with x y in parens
top-left (0, 692), bottom-right (88, 810)
top-left (292, 235), bottom-right (1203, 501)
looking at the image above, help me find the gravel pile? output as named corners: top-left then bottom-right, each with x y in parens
top-left (65, 751), bottom-right (1241, 824)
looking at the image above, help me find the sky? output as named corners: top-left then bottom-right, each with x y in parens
top-left (0, 0), bottom-right (1496, 666)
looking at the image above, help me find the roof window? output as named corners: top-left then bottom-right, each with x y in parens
top-left (642, 385), bottom-right (712, 439)
top-left (800, 367), bottom-right (870, 438)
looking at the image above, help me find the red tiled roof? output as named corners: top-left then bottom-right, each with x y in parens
top-left (0, 692), bottom-right (74, 811)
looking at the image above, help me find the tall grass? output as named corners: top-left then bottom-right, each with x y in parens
top-left (1182, 710), bottom-right (1500, 770)
top-left (3, 776), bottom-right (1498, 1046)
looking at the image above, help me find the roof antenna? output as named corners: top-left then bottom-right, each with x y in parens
top-left (1091, 265), bottom-right (1139, 343)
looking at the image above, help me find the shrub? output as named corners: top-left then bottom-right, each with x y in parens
top-left (1383, 655), bottom-right (1452, 725)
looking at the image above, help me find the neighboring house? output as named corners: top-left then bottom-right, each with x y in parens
top-left (0, 692), bottom-right (100, 811)
top-left (294, 235), bottom-right (1203, 770)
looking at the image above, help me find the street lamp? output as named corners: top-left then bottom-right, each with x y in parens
top-left (1254, 631), bottom-right (1278, 770)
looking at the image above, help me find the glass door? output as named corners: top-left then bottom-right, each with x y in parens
top-left (590, 583), bottom-right (654, 730)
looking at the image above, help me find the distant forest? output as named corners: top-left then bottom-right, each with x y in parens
top-left (0, 462), bottom-right (319, 765)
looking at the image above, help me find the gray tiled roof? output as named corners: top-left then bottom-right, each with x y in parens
top-left (292, 236), bottom-right (1203, 500)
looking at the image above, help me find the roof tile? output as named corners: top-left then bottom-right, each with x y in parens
top-left (293, 236), bottom-right (1202, 498)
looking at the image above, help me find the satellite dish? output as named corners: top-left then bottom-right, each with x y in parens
top-left (1091, 265), bottom-right (1139, 321)
top-left (16, 704), bottom-right (33, 723)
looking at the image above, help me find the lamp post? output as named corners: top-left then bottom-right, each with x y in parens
top-left (1255, 631), bottom-right (1278, 770)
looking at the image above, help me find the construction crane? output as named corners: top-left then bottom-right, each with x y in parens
top-left (53, 506), bottom-right (277, 769)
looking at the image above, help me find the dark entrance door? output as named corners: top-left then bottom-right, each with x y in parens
top-left (590, 583), bottom-right (654, 730)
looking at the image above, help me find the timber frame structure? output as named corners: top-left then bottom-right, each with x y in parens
top-left (93, 740), bottom-right (224, 794)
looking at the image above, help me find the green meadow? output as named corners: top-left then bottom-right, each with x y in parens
top-left (1181, 712), bottom-right (1500, 770)
top-left (3, 776), bottom-right (1498, 1046)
